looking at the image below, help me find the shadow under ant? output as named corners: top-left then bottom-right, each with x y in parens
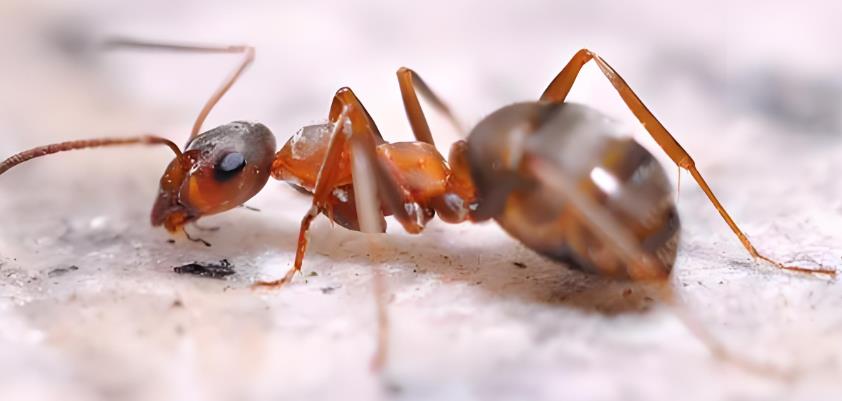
top-left (201, 195), bottom-right (666, 316)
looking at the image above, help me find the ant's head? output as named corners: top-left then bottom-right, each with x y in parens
top-left (151, 121), bottom-right (276, 232)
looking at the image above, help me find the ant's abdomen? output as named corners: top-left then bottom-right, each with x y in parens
top-left (467, 102), bottom-right (680, 280)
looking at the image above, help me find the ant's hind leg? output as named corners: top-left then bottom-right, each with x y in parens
top-left (396, 67), bottom-right (465, 145)
top-left (102, 38), bottom-right (254, 140)
top-left (541, 49), bottom-right (835, 277)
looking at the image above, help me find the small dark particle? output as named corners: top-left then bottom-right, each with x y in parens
top-left (320, 286), bottom-right (336, 295)
top-left (171, 299), bottom-right (184, 308)
top-left (173, 259), bottom-right (235, 279)
top-left (167, 239), bottom-right (176, 244)
top-left (307, 271), bottom-right (319, 277)
top-left (48, 265), bottom-right (79, 278)
top-left (622, 288), bottom-right (633, 298)
top-left (513, 262), bottom-right (527, 269)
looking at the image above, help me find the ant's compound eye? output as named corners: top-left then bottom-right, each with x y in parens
top-left (214, 152), bottom-right (246, 181)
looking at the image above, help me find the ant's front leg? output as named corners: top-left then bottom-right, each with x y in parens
top-left (254, 88), bottom-right (394, 288)
top-left (255, 93), bottom-right (411, 371)
top-left (252, 104), bottom-right (356, 289)
top-left (255, 86), bottom-right (440, 289)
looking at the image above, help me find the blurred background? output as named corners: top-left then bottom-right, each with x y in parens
top-left (1, 1), bottom-right (842, 400)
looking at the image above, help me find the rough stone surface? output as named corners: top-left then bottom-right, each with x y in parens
top-left (1, 1), bottom-right (842, 400)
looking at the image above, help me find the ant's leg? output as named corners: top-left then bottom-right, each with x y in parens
top-left (396, 67), bottom-right (465, 145)
top-left (182, 226), bottom-right (212, 247)
top-left (328, 87), bottom-right (433, 232)
top-left (102, 38), bottom-right (255, 140)
top-left (253, 104), bottom-right (357, 289)
top-left (328, 87), bottom-right (385, 142)
top-left (540, 49), bottom-right (835, 277)
top-left (0, 135), bottom-right (182, 175)
top-left (528, 159), bottom-right (796, 377)
top-left (254, 87), bottom-right (400, 288)
top-left (539, 49), bottom-right (593, 103)
top-left (258, 94), bottom-right (408, 369)
top-left (656, 282), bottom-right (792, 378)
top-left (346, 106), bottom-right (395, 371)
top-left (344, 99), bottom-right (439, 370)
top-left (525, 156), bottom-right (666, 280)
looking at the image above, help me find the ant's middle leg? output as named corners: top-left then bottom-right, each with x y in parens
top-left (340, 97), bottom-right (441, 370)
top-left (326, 87), bottom-right (436, 233)
top-left (396, 67), bottom-right (465, 145)
top-left (540, 49), bottom-right (835, 277)
top-left (102, 37), bottom-right (255, 141)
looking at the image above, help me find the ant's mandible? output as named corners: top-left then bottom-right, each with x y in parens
top-left (0, 39), bottom-right (835, 290)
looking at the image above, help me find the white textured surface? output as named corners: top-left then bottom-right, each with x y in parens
top-left (2, 1), bottom-right (842, 400)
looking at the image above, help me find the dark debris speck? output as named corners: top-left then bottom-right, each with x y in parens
top-left (173, 259), bottom-right (235, 279)
top-left (513, 262), bottom-right (527, 269)
top-left (48, 265), bottom-right (79, 278)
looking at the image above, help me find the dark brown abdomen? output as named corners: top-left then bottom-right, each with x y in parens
top-left (467, 102), bottom-right (679, 280)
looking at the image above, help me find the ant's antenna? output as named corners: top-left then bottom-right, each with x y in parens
top-left (0, 135), bottom-right (182, 175)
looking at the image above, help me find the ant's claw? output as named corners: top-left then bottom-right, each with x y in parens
top-left (251, 280), bottom-right (286, 290)
top-left (251, 268), bottom-right (299, 290)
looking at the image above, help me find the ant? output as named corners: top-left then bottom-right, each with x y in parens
top-left (0, 39), bottom-right (834, 286)
top-left (1, 38), bottom-right (835, 375)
